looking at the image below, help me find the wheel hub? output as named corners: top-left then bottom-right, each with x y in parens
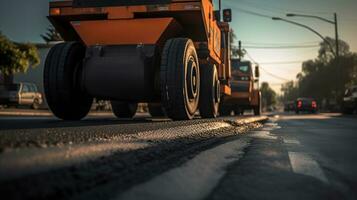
top-left (186, 57), bottom-right (199, 100)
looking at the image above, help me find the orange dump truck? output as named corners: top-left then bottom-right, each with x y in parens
top-left (45, 0), bottom-right (233, 120)
top-left (220, 59), bottom-right (261, 116)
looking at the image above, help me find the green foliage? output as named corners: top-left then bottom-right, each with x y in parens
top-left (230, 29), bottom-right (246, 58)
top-left (318, 37), bottom-right (350, 64)
top-left (230, 29), bottom-right (237, 46)
top-left (0, 33), bottom-right (40, 76)
top-left (280, 81), bottom-right (299, 102)
top-left (261, 82), bottom-right (277, 108)
top-left (41, 26), bottom-right (62, 43)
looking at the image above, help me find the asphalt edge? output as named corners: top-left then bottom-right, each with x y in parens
top-left (223, 116), bottom-right (269, 127)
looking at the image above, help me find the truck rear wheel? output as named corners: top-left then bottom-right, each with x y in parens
top-left (44, 42), bottom-right (92, 120)
top-left (199, 64), bottom-right (220, 118)
top-left (148, 103), bottom-right (166, 117)
top-left (111, 101), bottom-right (137, 118)
top-left (161, 38), bottom-right (200, 120)
top-left (254, 95), bottom-right (262, 116)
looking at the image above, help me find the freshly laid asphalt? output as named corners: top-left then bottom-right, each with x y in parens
top-left (0, 112), bottom-right (356, 200)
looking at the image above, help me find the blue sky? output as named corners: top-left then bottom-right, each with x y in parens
top-left (1, 0), bottom-right (356, 92)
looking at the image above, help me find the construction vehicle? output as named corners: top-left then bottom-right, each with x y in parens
top-left (219, 59), bottom-right (261, 116)
top-left (44, 0), bottom-right (233, 120)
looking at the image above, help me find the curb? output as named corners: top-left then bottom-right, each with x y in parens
top-left (224, 116), bottom-right (269, 126)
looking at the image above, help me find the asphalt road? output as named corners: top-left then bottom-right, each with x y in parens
top-left (0, 113), bottom-right (356, 200)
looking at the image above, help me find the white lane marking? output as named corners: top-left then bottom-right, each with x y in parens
top-left (261, 127), bottom-right (274, 131)
top-left (0, 141), bottom-right (149, 181)
top-left (116, 138), bottom-right (250, 200)
top-left (250, 131), bottom-right (278, 140)
top-left (0, 122), bottom-right (232, 181)
top-left (288, 152), bottom-right (328, 183)
top-left (264, 122), bottom-right (278, 126)
top-left (284, 139), bottom-right (301, 145)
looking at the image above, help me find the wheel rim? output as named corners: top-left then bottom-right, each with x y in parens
top-left (184, 54), bottom-right (200, 115)
top-left (186, 56), bottom-right (199, 100)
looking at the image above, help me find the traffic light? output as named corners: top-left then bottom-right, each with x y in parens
top-left (223, 9), bottom-right (232, 22)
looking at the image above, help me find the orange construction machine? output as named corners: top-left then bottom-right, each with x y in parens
top-left (220, 59), bottom-right (261, 116)
top-left (45, 0), bottom-right (232, 120)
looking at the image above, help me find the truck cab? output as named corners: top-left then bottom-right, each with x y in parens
top-left (220, 59), bottom-right (261, 116)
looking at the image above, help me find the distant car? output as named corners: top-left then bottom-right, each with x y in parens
top-left (295, 98), bottom-right (318, 114)
top-left (284, 101), bottom-right (296, 112)
top-left (0, 83), bottom-right (43, 109)
top-left (342, 85), bottom-right (357, 114)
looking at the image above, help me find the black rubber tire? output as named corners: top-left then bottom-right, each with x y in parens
top-left (44, 42), bottom-right (92, 120)
top-left (219, 104), bottom-right (232, 116)
top-left (254, 93), bottom-right (262, 116)
top-left (148, 103), bottom-right (166, 117)
top-left (111, 101), bottom-right (138, 118)
top-left (199, 64), bottom-right (220, 118)
top-left (254, 106), bottom-right (261, 116)
top-left (160, 38), bottom-right (200, 120)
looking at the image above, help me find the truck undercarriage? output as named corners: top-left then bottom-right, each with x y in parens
top-left (44, 0), bottom-right (232, 120)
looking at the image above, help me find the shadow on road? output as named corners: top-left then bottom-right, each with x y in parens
top-left (0, 116), bottom-right (170, 131)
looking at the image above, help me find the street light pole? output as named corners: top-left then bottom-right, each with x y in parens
top-left (285, 13), bottom-right (342, 107)
top-left (286, 13), bottom-right (339, 59)
top-left (334, 13), bottom-right (339, 58)
top-left (272, 17), bottom-right (336, 56)
top-left (219, 0), bottom-right (222, 14)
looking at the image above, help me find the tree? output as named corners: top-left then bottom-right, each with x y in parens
top-left (281, 81), bottom-right (299, 102)
top-left (230, 29), bottom-right (246, 58)
top-left (261, 82), bottom-right (277, 109)
top-left (318, 37), bottom-right (350, 64)
top-left (280, 37), bottom-right (357, 110)
top-left (41, 26), bottom-right (62, 44)
top-left (0, 33), bottom-right (40, 84)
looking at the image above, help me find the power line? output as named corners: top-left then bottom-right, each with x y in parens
top-left (234, 0), bottom-right (333, 16)
top-left (228, 5), bottom-right (273, 19)
top-left (244, 50), bottom-right (258, 64)
top-left (259, 66), bottom-right (292, 82)
top-left (242, 45), bottom-right (319, 49)
top-left (259, 60), bottom-right (305, 65)
top-left (232, 44), bottom-right (320, 50)
top-left (244, 50), bottom-right (292, 82)
top-left (241, 41), bottom-right (320, 45)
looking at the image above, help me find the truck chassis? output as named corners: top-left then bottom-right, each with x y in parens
top-left (45, 0), bottom-right (232, 120)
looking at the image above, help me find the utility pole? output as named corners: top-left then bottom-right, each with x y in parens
top-left (219, 0), bottom-right (222, 14)
top-left (238, 40), bottom-right (242, 61)
top-left (334, 13), bottom-right (339, 58)
top-left (334, 13), bottom-right (342, 107)
top-left (276, 13), bottom-right (343, 109)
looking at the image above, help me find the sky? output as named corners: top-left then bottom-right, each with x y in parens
top-left (1, 0), bottom-right (357, 93)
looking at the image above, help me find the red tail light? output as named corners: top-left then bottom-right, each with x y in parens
top-left (312, 101), bottom-right (317, 108)
top-left (297, 101), bottom-right (302, 108)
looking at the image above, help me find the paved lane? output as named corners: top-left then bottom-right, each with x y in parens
top-left (209, 114), bottom-right (357, 200)
top-left (0, 115), bottom-right (265, 200)
top-left (1, 113), bottom-right (356, 200)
